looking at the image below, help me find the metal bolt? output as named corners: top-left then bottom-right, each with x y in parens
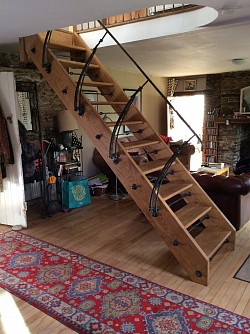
top-left (172, 240), bottom-right (179, 246)
top-left (195, 270), bottom-right (202, 277)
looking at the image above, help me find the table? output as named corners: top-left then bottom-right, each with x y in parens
top-left (197, 166), bottom-right (230, 176)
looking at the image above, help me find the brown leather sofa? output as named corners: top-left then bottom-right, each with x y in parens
top-left (191, 171), bottom-right (250, 230)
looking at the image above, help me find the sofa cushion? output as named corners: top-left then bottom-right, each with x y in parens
top-left (191, 172), bottom-right (250, 195)
top-left (191, 171), bottom-right (250, 230)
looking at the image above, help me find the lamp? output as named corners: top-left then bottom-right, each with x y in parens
top-left (57, 110), bottom-right (78, 148)
top-left (232, 58), bottom-right (246, 65)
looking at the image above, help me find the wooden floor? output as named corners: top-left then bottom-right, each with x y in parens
top-left (0, 195), bottom-right (249, 333)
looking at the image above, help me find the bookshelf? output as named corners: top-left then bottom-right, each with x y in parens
top-left (203, 108), bottom-right (219, 163)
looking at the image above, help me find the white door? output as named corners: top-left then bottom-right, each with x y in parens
top-left (168, 94), bottom-right (204, 171)
top-left (0, 72), bottom-right (27, 228)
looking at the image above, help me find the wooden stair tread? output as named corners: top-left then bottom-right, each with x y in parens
top-left (175, 203), bottom-right (212, 228)
top-left (195, 227), bottom-right (232, 258)
top-left (122, 139), bottom-right (160, 150)
top-left (90, 101), bottom-right (127, 106)
top-left (59, 59), bottom-right (99, 70)
top-left (195, 227), bottom-right (231, 258)
top-left (106, 120), bottom-right (143, 127)
top-left (160, 181), bottom-right (193, 200)
top-left (82, 81), bottom-right (114, 87)
top-left (49, 42), bottom-right (86, 52)
top-left (140, 159), bottom-right (167, 174)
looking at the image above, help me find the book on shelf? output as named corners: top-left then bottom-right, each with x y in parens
top-left (208, 162), bottom-right (225, 169)
top-left (201, 162), bottom-right (225, 169)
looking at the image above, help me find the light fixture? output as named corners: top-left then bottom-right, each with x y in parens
top-left (221, 8), bottom-right (236, 15)
top-left (232, 58), bottom-right (246, 65)
top-left (57, 109), bottom-right (78, 148)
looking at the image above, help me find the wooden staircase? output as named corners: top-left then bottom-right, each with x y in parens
top-left (20, 29), bottom-right (236, 285)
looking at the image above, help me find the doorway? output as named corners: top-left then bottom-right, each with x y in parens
top-left (168, 94), bottom-right (204, 171)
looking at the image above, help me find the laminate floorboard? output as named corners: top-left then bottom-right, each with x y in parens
top-left (0, 195), bottom-right (249, 333)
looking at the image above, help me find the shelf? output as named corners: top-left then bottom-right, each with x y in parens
top-left (203, 110), bottom-right (218, 164)
top-left (214, 118), bottom-right (250, 124)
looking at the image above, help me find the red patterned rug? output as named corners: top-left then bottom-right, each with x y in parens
top-left (0, 231), bottom-right (249, 334)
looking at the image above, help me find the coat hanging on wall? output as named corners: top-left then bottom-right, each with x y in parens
top-left (0, 105), bottom-right (14, 191)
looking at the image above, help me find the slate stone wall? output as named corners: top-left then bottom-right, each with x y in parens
top-left (205, 71), bottom-right (250, 169)
top-left (0, 51), bottom-right (64, 142)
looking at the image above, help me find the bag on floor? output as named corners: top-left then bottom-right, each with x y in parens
top-left (61, 179), bottom-right (91, 209)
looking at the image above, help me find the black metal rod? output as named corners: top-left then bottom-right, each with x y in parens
top-left (74, 32), bottom-right (108, 115)
top-left (99, 111), bottom-right (122, 115)
top-left (109, 80), bottom-right (148, 163)
top-left (137, 149), bottom-right (158, 156)
top-left (42, 30), bottom-right (52, 73)
top-left (97, 20), bottom-right (202, 147)
top-left (168, 191), bottom-right (192, 207)
top-left (149, 134), bottom-right (195, 216)
top-left (117, 129), bottom-right (143, 136)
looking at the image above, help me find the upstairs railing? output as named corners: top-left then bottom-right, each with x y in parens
top-left (76, 4), bottom-right (199, 32)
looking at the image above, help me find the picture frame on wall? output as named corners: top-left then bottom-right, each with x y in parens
top-left (184, 79), bottom-right (196, 91)
top-left (83, 90), bottom-right (99, 111)
top-left (123, 88), bottom-right (142, 112)
top-left (122, 88), bottom-right (142, 134)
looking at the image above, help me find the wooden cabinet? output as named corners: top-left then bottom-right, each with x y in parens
top-left (203, 109), bottom-right (219, 163)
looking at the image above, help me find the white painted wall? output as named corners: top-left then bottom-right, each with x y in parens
top-left (76, 68), bottom-right (167, 178)
top-left (0, 72), bottom-right (27, 228)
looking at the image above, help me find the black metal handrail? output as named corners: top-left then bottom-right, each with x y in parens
top-left (97, 20), bottom-right (203, 149)
top-left (74, 32), bottom-right (107, 116)
top-left (149, 135), bottom-right (195, 217)
top-left (109, 80), bottom-right (148, 164)
top-left (42, 30), bottom-right (52, 73)
top-left (97, 21), bottom-right (203, 215)
top-left (42, 26), bottom-right (201, 217)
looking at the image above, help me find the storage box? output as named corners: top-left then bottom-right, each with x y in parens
top-left (61, 179), bottom-right (91, 208)
top-left (91, 184), bottom-right (108, 196)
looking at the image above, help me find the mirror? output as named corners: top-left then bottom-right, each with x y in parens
top-left (240, 85), bottom-right (250, 113)
top-left (16, 81), bottom-right (40, 136)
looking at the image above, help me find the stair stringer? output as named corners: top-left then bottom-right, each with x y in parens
top-left (21, 31), bottom-right (235, 286)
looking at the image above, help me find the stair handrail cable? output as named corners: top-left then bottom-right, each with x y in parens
top-left (109, 80), bottom-right (148, 164)
top-left (97, 20), bottom-right (203, 149)
top-left (149, 135), bottom-right (195, 217)
top-left (74, 32), bottom-right (108, 116)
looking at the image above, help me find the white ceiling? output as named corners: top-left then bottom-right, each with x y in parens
top-left (1, 0), bottom-right (250, 77)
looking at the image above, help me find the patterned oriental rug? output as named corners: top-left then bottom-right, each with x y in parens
top-left (0, 231), bottom-right (249, 334)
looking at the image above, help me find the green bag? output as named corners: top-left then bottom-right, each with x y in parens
top-left (61, 179), bottom-right (91, 209)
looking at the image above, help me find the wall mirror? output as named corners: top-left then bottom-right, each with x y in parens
top-left (240, 85), bottom-right (250, 114)
top-left (16, 81), bottom-right (40, 136)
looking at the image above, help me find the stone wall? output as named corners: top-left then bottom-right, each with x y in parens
top-left (0, 51), bottom-right (64, 143)
top-left (205, 70), bottom-right (250, 169)
top-left (0, 52), bottom-right (100, 178)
